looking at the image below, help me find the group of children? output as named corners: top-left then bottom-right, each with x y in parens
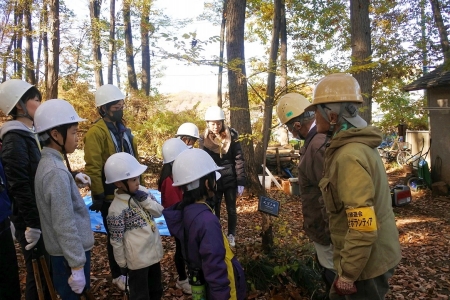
top-left (0, 79), bottom-right (247, 300)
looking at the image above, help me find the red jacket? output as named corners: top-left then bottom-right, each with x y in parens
top-left (159, 176), bottom-right (182, 208)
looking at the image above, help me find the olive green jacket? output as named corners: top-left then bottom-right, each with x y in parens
top-left (84, 119), bottom-right (138, 200)
top-left (318, 126), bottom-right (401, 281)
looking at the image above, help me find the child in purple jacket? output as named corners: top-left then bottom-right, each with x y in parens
top-left (163, 148), bottom-right (246, 300)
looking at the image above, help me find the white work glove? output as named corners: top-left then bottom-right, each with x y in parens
top-left (75, 173), bottom-right (91, 188)
top-left (68, 268), bottom-right (86, 294)
top-left (25, 227), bottom-right (41, 250)
top-left (237, 186), bottom-right (244, 197)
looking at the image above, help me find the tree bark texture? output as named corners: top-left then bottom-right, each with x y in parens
top-left (279, 0), bottom-right (287, 94)
top-left (217, 0), bottom-right (227, 107)
top-left (350, 0), bottom-right (372, 124)
top-left (14, 3), bottom-right (23, 79)
top-left (43, 0), bottom-right (49, 89)
top-left (141, 0), bottom-right (151, 96)
top-left (89, 0), bottom-right (104, 87)
top-left (47, 0), bottom-right (59, 99)
top-left (429, 0), bottom-right (450, 63)
top-left (107, 0), bottom-right (116, 84)
top-left (123, 0), bottom-right (138, 90)
top-left (24, 0), bottom-right (35, 84)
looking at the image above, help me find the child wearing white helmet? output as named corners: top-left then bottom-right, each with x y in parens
top-left (175, 122), bottom-right (200, 148)
top-left (105, 152), bottom-right (164, 300)
top-left (0, 79), bottom-right (50, 299)
top-left (157, 138), bottom-right (191, 294)
top-left (33, 99), bottom-right (95, 299)
top-left (163, 148), bottom-right (247, 300)
top-left (200, 106), bottom-right (246, 247)
top-left (84, 84), bottom-right (139, 290)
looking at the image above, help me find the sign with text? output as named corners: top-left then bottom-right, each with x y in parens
top-left (258, 196), bottom-right (280, 217)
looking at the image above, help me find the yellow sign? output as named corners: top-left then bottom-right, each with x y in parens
top-left (346, 206), bottom-right (377, 232)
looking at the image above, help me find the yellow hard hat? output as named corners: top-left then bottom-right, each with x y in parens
top-left (276, 93), bottom-right (311, 124)
top-left (306, 73), bottom-right (363, 111)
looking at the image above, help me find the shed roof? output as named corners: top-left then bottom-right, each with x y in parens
top-left (404, 65), bottom-right (450, 91)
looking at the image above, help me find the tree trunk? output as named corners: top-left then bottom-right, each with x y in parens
top-left (140, 0), bottom-right (151, 96)
top-left (89, 0), bottom-right (103, 87)
top-left (14, 3), bottom-right (23, 79)
top-left (2, 39), bottom-right (14, 82)
top-left (123, 0), bottom-right (138, 91)
top-left (279, 0), bottom-right (287, 94)
top-left (350, 0), bottom-right (372, 124)
top-left (35, 26), bottom-right (42, 84)
top-left (114, 51), bottom-right (121, 88)
top-left (217, 0), bottom-right (227, 107)
top-left (23, 0), bottom-right (35, 84)
top-left (47, 0), bottom-right (59, 99)
top-left (429, 0), bottom-right (450, 63)
top-left (226, 0), bottom-right (272, 251)
top-left (43, 0), bottom-right (49, 90)
top-left (107, 0), bottom-right (116, 84)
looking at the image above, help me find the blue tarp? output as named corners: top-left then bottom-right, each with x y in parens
top-left (83, 189), bottom-right (170, 236)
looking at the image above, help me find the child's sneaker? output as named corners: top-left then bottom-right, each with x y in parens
top-left (176, 278), bottom-right (192, 294)
top-left (112, 275), bottom-right (127, 291)
top-left (227, 234), bottom-right (235, 247)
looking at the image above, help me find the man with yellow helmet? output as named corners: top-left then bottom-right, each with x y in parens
top-left (276, 93), bottom-right (336, 295)
top-left (306, 73), bottom-right (401, 299)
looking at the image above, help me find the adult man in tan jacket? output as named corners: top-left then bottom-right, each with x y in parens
top-left (277, 93), bottom-right (337, 295)
top-left (306, 73), bottom-right (401, 299)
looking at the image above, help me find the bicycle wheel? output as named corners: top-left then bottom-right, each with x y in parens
top-left (397, 151), bottom-right (412, 166)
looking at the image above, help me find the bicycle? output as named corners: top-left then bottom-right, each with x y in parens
top-left (378, 139), bottom-right (411, 165)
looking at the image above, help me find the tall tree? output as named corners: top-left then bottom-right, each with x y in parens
top-left (23, 0), bottom-right (35, 84)
top-left (89, 0), bottom-right (104, 87)
top-left (47, 0), bottom-right (59, 99)
top-left (429, 0), bottom-right (450, 63)
top-left (43, 0), bottom-right (49, 89)
top-left (226, 0), bottom-right (271, 250)
top-left (350, 0), bottom-right (372, 124)
top-left (140, 0), bottom-right (151, 96)
top-left (123, 0), bottom-right (138, 90)
top-left (107, 0), bottom-right (115, 84)
top-left (279, 0), bottom-right (287, 93)
top-left (217, 0), bottom-right (227, 106)
top-left (14, 2), bottom-right (23, 79)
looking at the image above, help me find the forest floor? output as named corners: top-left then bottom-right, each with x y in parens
top-left (15, 157), bottom-right (450, 299)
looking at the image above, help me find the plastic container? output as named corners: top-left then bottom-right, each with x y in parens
top-left (288, 178), bottom-right (300, 195)
top-left (391, 185), bottom-right (412, 206)
top-left (258, 175), bottom-right (271, 189)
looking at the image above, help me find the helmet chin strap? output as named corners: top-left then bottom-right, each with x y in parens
top-left (317, 104), bottom-right (338, 148)
top-left (13, 101), bottom-right (34, 121)
top-left (48, 127), bottom-right (73, 173)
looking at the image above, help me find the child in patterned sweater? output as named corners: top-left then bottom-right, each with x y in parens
top-left (105, 152), bottom-right (164, 300)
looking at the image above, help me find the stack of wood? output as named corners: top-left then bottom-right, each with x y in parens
top-left (265, 145), bottom-right (300, 176)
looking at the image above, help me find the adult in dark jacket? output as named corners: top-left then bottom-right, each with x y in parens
top-left (199, 106), bottom-right (246, 247)
top-left (0, 160), bottom-right (21, 300)
top-left (163, 148), bottom-right (246, 300)
top-left (276, 93), bottom-right (337, 295)
top-left (0, 79), bottom-right (52, 300)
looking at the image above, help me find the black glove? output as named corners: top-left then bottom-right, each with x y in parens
top-left (132, 190), bottom-right (148, 203)
top-left (89, 194), bottom-right (104, 212)
top-left (120, 267), bottom-right (128, 276)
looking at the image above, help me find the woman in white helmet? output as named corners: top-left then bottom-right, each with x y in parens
top-left (175, 122), bottom-right (199, 148)
top-left (163, 148), bottom-right (246, 299)
top-left (105, 152), bottom-right (164, 300)
top-left (0, 79), bottom-right (50, 299)
top-left (157, 138), bottom-right (191, 294)
top-left (33, 99), bottom-right (95, 299)
top-left (83, 84), bottom-right (139, 290)
top-left (199, 106), bottom-right (246, 247)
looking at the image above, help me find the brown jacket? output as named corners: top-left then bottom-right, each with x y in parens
top-left (298, 125), bottom-right (330, 245)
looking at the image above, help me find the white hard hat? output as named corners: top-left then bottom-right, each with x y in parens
top-left (34, 99), bottom-right (86, 133)
top-left (172, 148), bottom-right (223, 191)
top-left (176, 122), bottom-right (200, 139)
top-left (204, 106), bottom-right (225, 121)
top-left (162, 138), bottom-right (189, 164)
top-left (104, 152), bottom-right (147, 184)
top-left (95, 84), bottom-right (125, 107)
top-left (0, 79), bottom-right (33, 115)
